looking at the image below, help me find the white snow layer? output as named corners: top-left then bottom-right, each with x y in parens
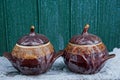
top-left (0, 48), bottom-right (120, 80)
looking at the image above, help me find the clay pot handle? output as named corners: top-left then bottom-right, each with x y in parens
top-left (104, 54), bottom-right (115, 61)
top-left (30, 26), bottom-right (35, 33)
top-left (107, 54), bottom-right (115, 59)
top-left (82, 24), bottom-right (90, 35)
top-left (29, 26), bottom-right (36, 36)
top-left (3, 52), bottom-right (13, 61)
top-left (52, 50), bottom-right (64, 63)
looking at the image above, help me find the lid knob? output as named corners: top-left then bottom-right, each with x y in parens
top-left (30, 25), bottom-right (35, 36)
top-left (30, 25), bottom-right (35, 33)
top-left (82, 24), bottom-right (90, 35)
top-left (17, 25), bottom-right (49, 46)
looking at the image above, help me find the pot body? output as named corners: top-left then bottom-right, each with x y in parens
top-left (10, 42), bottom-right (55, 75)
top-left (63, 42), bottom-right (110, 74)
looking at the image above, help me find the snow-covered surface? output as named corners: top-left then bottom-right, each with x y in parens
top-left (0, 48), bottom-right (120, 80)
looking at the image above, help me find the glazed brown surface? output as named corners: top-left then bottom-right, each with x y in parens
top-left (63, 24), bottom-right (115, 74)
top-left (17, 26), bottom-right (49, 46)
top-left (63, 42), bottom-right (115, 74)
top-left (10, 53), bottom-right (54, 75)
top-left (69, 24), bottom-right (101, 45)
top-left (4, 42), bottom-right (63, 75)
top-left (65, 42), bottom-right (106, 55)
top-left (8, 42), bottom-right (57, 75)
top-left (17, 34), bottom-right (49, 46)
top-left (4, 50), bottom-right (63, 75)
top-left (63, 47), bottom-right (108, 74)
top-left (69, 34), bottom-right (101, 45)
top-left (3, 26), bottom-right (64, 75)
top-left (12, 42), bottom-right (54, 59)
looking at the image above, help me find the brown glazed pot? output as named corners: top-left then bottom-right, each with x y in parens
top-left (63, 24), bottom-right (115, 74)
top-left (3, 26), bottom-right (63, 75)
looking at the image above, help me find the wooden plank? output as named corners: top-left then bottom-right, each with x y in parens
top-left (71, 0), bottom-right (98, 38)
top-left (0, 1), bottom-right (7, 56)
top-left (97, 0), bottom-right (119, 51)
top-left (5, 0), bottom-right (38, 52)
top-left (117, 0), bottom-right (120, 8)
top-left (38, 0), bottom-right (70, 51)
top-left (116, 0), bottom-right (120, 46)
top-left (0, 0), bottom-right (119, 56)
top-left (71, 0), bottom-right (119, 51)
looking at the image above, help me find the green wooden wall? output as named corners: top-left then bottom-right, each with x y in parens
top-left (0, 0), bottom-right (120, 56)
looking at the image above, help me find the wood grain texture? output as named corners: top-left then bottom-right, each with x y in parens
top-left (116, 0), bottom-right (120, 48)
top-left (5, 0), bottom-right (38, 52)
top-left (70, 0), bottom-right (119, 51)
top-left (38, 0), bottom-right (70, 51)
top-left (97, 0), bottom-right (119, 51)
top-left (0, 1), bottom-right (7, 56)
top-left (71, 0), bottom-right (98, 36)
top-left (0, 0), bottom-right (119, 55)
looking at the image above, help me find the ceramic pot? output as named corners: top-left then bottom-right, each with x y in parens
top-left (4, 26), bottom-right (63, 75)
top-left (62, 24), bottom-right (115, 74)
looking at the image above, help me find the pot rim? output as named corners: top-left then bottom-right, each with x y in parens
top-left (68, 42), bottom-right (103, 47)
top-left (15, 41), bottom-right (51, 48)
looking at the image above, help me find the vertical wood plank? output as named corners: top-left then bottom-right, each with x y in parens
top-left (5, 0), bottom-right (38, 52)
top-left (0, 0), bottom-right (119, 56)
top-left (38, 0), bottom-right (70, 51)
top-left (97, 0), bottom-right (119, 51)
top-left (115, 0), bottom-right (120, 48)
top-left (71, 0), bottom-right (98, 37)
top-left (0, 1), bottom-right (7, 56)
top-left (71, 0), bottom-right (119, 51)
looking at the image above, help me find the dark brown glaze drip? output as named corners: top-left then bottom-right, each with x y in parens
top-left (17, 26), bottom-right (49, 46)
top-left (3, 26), bottom-right (64, 75)
top-left (70, 24), bottom-right (101, 45)
top-left (63, 49), bottom-right (110, 74)
top-left (5, 53), bottom-right (54, 75)
top-left (4, 51), bottom-right (63, 75)
top-left (63, 24), bottom-right (115, 74)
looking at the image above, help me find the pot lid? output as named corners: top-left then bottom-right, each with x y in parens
top-left (69, 24), bottom-right (102, 45)
top-left (17, 26), bottom-right (49, 46)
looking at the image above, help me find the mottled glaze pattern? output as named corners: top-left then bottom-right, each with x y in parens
top-left (63, 24), bottom-right (115, 74)
top-left (69, 24), bottom-right (101, 45)
top-left (17, 26), bottom-right (49, 46)
top-left (65, 42), bottom-right (106, 55)
top-left (3, 26), bottom-right (63, 75)
top-left (11, 53), bottom-right (54, 75)
top-left (12, 42), bottom-right (54, 59)
top-left (63, 42), bottom-right (109, 74)
top-left (6, 42), bottom-right (55, 75)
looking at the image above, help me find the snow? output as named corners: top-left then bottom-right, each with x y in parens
top-left (0, 48), bottom-right (120, 80)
